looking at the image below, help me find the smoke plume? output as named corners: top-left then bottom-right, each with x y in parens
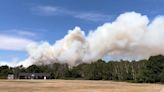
top-left (18, 12), bottom-right (164, 67)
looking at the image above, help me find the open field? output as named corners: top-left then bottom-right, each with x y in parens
top-left (0, 80), bottom-right (163, 92)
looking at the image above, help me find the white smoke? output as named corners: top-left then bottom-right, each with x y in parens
top-left (18, 11), bottom-right (164, 67)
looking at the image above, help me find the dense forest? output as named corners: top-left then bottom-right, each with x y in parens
top-left (0, 55), bottom-right (164, 83)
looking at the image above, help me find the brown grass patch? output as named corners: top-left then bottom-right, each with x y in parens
top-left (0, 80), bottom-right (163, 92)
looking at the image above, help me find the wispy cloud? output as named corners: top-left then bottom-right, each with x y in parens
top-left (31, 5), bottom-right (113, 22)
top-left (15, 30), bottom-right (36, 37)
top-left (1, 29), bottom-right (36, 37)
top-left (0, 34), bottom-right (35, 51)
top-left (32, 6), bottom-right (58, 16)
top-left (75, 12), bottom-right (112, 22)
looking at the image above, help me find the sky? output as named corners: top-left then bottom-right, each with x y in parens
top-left (0, 0), bottom-right (164, 65)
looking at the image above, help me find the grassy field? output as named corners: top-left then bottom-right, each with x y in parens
top-left (0, 80), bottom-right (163, 92)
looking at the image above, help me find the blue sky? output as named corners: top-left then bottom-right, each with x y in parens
top-left (0, 0), bottom-right (164, 64)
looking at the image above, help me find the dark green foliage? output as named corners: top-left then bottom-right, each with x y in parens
top-left (1, 55), bottom-right (164, 83)
top-left (136, 55), bottom-right (164, 83)
top-left (79, 60), bottom-right (104, 80)
top-left (160, 69), bottom-right (164, 82)
top-left (68, 67), bottom-right (81, 78)
top-left (26, 65), bottom-right (44, 73)
top-left (0, 65), bottom-right (13, 79)
top-left (46, 63), bottom-right (70, 79)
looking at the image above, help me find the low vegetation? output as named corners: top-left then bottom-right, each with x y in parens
top-left (0, 80), bottom-right (163, 92)
top-left (1, 55), bottom-right (164, 83)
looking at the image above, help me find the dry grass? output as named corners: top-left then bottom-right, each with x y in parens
top-left (0, 80), bottom-right (163, 92)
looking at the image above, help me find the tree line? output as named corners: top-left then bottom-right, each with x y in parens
top-left (0, 55), bottom-right (164, 83)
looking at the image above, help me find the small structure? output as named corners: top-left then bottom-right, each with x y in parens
top-left (18, 73), bottom-right (50, 79)
top-left (7, 74), bottom-right (14, 80)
